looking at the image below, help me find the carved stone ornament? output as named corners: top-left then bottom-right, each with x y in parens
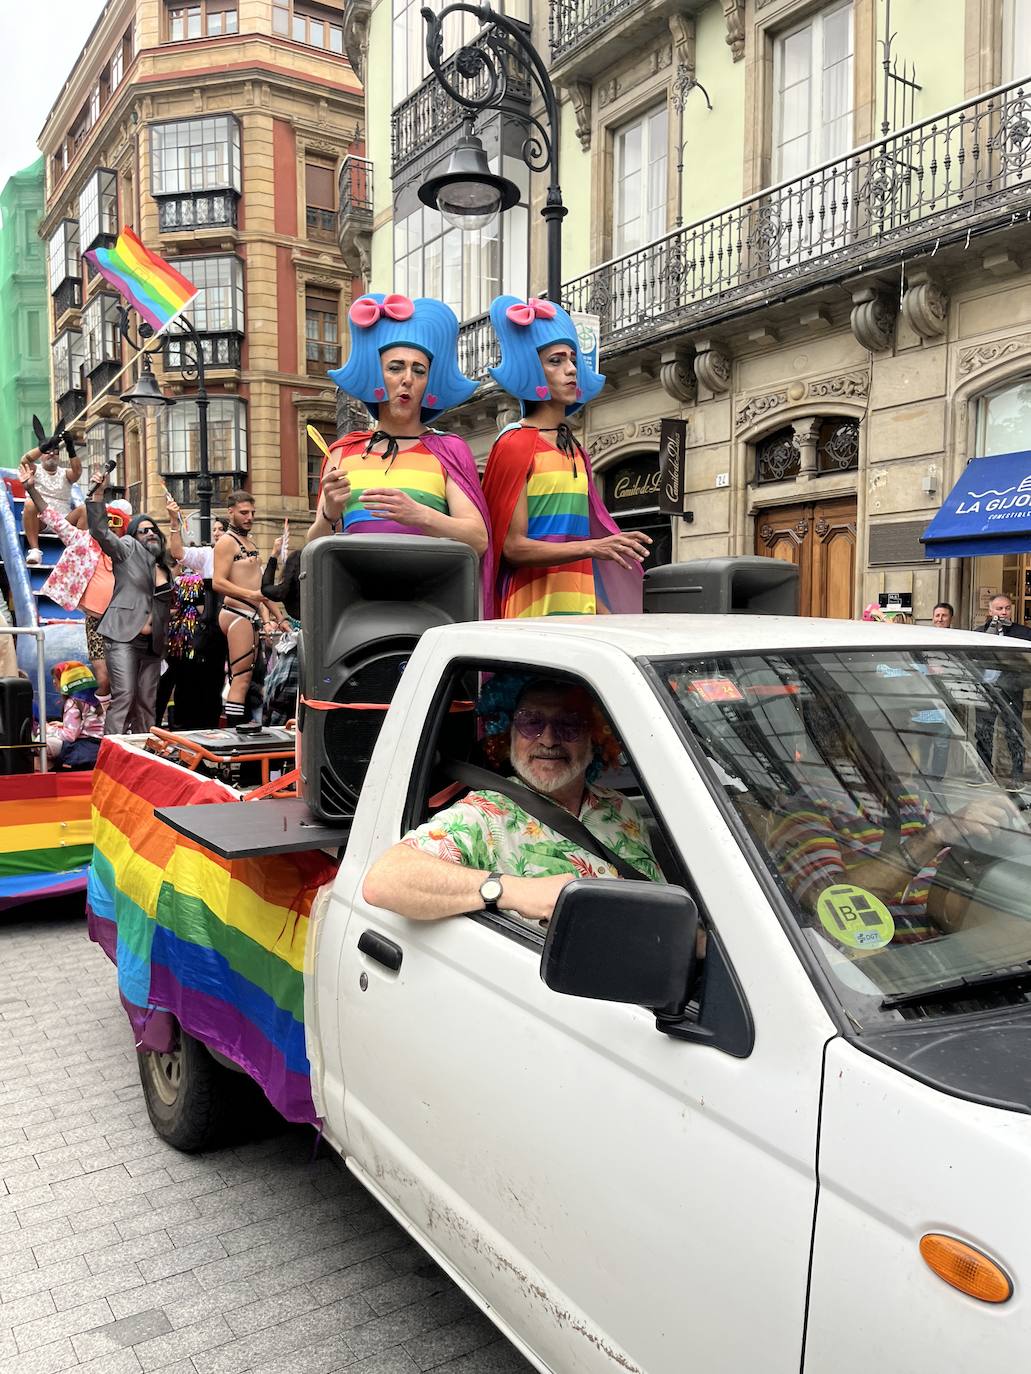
top-left (693, 345), bottom-right (732, 393)
top-left (736, 390), bottom-right (788, 430)
top-left (562, 82), bottom-right (593, 152)
top-left (958, 336), bottom-right (1031, 376)
top-left (668, 13), bottom-right (697, 69)
top-left (900, 277), bottom-right (949, 339)
top-left (597, 78), bottom-right (620, 110)
top-left (659, 355), bottom-right (697, 404)
top-left (637, 419), bottom-right (665, 441)
top-left (592, 426), bottom-right (634, 459)
top-left (735, 371), bottom-right (870, 430)
top-left (850, 287), bottom-right (897, 352)
top-left (722, 0), bottom-right (745, 61)
top-left (342, 0), bottom-right (371, 81)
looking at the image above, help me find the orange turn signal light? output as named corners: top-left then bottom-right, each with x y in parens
top-left (919, 1233), bottom-right (1013, 1304)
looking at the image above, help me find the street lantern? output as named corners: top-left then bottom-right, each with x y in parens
top-left (418, 3), bottom-right (567, 304)
top-left (419, 122), bottom-right (520, 233)
top-left (120, 350), bottom-right (174, 408)
top-left (118, 308), bottom-right (215, 544)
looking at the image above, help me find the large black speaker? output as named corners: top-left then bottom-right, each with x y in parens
top-left (644, 556), bottom-right (800, 616)
top-left (0, 677), bottom-right (34, 776)
top-left (299, 535), bottom-right (480, 820)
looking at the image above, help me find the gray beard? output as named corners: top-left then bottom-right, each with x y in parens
top-left (512, 753), bottom-right (585, 798)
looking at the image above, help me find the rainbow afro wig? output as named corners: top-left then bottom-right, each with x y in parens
top-left (487, 295), bottom-right (605, 417)
top-left (328, 292), bottom-right (477, 422)
top-left (476, 673), bottom-right (621, 785)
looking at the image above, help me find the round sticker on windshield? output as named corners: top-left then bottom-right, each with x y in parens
top-left (816, 885), bottom-right (895, 951)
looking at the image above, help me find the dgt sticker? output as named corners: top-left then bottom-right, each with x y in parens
top-left (816, 884), bottom-right (895, 951)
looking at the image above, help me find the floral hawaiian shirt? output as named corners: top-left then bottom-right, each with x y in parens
top-left (402, 785), bottom-right (663, 885)
top-left (39, 507), bottom-right (103, 612)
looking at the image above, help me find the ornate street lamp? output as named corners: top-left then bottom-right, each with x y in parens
top-left (418, 3), bottom-right (567, 304)
top-left (119, 308), bottom-right (215, 544)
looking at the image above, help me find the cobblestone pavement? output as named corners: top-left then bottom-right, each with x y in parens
top-left (0, 900), bottom-right (535, 1374)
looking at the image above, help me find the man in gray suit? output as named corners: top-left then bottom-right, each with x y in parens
top-left (87, 499), bottom-right (177, 735)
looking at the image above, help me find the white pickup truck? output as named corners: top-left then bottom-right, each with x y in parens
top-left (115, 614), bottom-right (1031, 1374)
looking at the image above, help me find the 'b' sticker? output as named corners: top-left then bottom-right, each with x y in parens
top-left (816, 884), bottom-right (895, 951)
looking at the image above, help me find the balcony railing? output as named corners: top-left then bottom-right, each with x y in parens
top-left (165, 333), bottom-right (242, 370)
top-left (563, 75), bottom-right (1031, 350)
top-left (458, 311), bottom-right (499, 382)
top-left (392, 25), bottom-right (532, 174)
top-left (549, 0), bottom-right (634, 59)
top-left (339, 155), bottom-right (373, 223)
top-left (156, 191), bottom-right (240, 233)
top-left (162, 472), bottom-right (246, 508)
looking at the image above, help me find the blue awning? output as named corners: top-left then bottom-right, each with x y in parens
top-left (922, 450), bottom-right (1031, 558)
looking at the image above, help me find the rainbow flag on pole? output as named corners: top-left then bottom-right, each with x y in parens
top-left (87, 740), bottom-right (336, 1124)
top-left (84, 226), bottom-right (198, 335)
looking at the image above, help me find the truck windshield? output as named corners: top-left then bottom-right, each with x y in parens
top-left (654, 646), bottom-right (1031, 1027)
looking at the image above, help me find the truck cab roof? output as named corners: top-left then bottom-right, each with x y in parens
top-left (429, 614), bottom-right (992, 658)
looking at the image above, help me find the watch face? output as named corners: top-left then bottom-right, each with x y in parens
top-left (480, 877), bottom-right (503, 904)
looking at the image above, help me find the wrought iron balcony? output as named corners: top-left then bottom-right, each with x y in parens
top-left (563, 75), bottom-right (1031, 352)
top-left (156, 191), bottom-right (240, 233)
top-left (549, 0), bottom-right (701, 78)
top-left (457, 311), bottom-right (499, 382)
top-left (164, 333), bottom-right (242, 370)
top-left (391, 25), bottom-right (531, 176)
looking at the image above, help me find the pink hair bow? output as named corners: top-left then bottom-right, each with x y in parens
top-left (349, 293), bottom-right (415, 328)
top-left (505, 297), bottom-right (558, 327)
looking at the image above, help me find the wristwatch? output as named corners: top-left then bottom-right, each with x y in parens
top-left (479, 871), bottom-right (504, 913)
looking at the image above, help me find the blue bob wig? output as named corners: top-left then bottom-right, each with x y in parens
top-left (487, 295), bottom-right (605, 417)
top-left (328, 292), bottom-right (477, 422)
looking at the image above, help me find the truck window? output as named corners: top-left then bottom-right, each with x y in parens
top-left (400, 662), bottom-right (683, 935)
top-left (654, 647), bottom-right (1031, 1027)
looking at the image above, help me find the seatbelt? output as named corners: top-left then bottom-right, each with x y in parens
top-left (446, 759), bottom-right (650, 883)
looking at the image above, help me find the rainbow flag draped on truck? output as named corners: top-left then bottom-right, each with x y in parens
top-left (86, 740), bottom-right (336, 1124)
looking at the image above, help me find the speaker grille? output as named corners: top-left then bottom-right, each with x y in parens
top-left (322, 651), bottom-right (412, 807)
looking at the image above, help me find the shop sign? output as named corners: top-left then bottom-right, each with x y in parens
top-left (605, 454), bottom-right (662, 515)
top-left (658, 418), bottom-right (688, 514)
top-left (570, 312), bottom-right (600, 374)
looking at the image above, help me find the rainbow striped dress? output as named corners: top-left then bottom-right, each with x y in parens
top-left (332, 438), bottom-right (448, 536)
top-left (500, 435), bottom-right (596, 618)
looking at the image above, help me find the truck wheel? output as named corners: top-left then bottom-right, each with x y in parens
top-left (138, 1026), bottom-right (236, 1152)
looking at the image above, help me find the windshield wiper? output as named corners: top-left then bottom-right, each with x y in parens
top-left (881, 962), bottom-right (1031, 1011)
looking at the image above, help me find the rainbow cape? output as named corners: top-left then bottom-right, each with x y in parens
top-left (0, 773), bottom-right (93, 909)
top-left (86, 740), bottom-right (336, 1124)
top-left (84, 226), bottom-right (198, 335)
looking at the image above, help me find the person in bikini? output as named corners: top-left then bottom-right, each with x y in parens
top-left (212, 490), bottom-right (271, 725)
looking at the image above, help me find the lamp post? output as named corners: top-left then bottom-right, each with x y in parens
top-left (418, 3), bottom-right (566, 304)
top-left (119, 309), bottom-right (214, 544)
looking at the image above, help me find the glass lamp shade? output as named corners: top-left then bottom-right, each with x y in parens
top-left (418, 128), bottom-right (519, 233)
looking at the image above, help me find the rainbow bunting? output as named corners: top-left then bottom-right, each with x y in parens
top-left (85, 226), bottom-right (198, 335)
top-left (0, 773), bottom-right (93, 910)
top-left (86, 740), bottom-right (336, 1124)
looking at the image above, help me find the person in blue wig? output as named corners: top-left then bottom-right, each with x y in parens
top-left (307, 292), bottom-right (495, 614)
top-left (481, 295), bottom-right (650, 619)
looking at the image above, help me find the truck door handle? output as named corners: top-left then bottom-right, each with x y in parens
top-left (358, 929), bottom-right (403, 971)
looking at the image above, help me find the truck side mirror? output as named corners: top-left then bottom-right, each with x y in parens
top-left (541, 880), bottom-right (698, 1012)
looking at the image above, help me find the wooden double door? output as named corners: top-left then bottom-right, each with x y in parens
top-left (754, 497), bottom-right (857, 620)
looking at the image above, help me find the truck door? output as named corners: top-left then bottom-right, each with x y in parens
top-left (328, 652), bottom-right (832, 1374)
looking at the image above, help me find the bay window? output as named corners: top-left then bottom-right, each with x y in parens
top-left (79, 169), bottom-right (118, 252)
top-left (81, 294), bottom-right (122, 378)
top-left (166, 254), bottom-right (244, 366)
top-left (52, 330), bottom-right (85, 401)
top-left (158, 396), bottom-right (248, 476)
top-left (151, 115), bottom-right (242, 231)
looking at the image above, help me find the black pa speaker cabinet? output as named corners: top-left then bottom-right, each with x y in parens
top-left (0, 677), bottom-right (34, 776)
top-left (299, 535), bottom-right (479, 821)
top-left (644, 556), bottom-right (800, 617)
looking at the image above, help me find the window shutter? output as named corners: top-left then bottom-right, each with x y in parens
top-left (305, 162), bottom-right (335, 208)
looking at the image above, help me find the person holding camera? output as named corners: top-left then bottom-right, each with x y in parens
top-left (975, 592), bottom-right (1031, 781)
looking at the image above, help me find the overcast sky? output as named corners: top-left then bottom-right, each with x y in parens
top-left (1, 1), bottom-right (108, 190)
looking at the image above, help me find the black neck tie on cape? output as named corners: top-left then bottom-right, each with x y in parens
top-left (364, 430), bottom-right (423, 470)
top-left (553, 422), bottom-right (583, 477)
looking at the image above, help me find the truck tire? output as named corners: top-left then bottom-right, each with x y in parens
top-left (137, 1025), bottom-right (239, 1152)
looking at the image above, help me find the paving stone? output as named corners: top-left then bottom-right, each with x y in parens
top-left (136, 1237), bottom-right (227, 1284)
top-left (0, 1335), bottom-right (78, 1374)
top-left (86, 1232), bottom-right (177, 1277)
top-left (430, 1340), bottom-right (534, 1374)
top-left (12, 1297), bottom-right (116, 1354)
top-left (0, 1289), bottom-right (57, 1331)
top-left (106, 1273), bottom-right (202, 1323)
top-left (0, 1255), bottom-right (90, 1303)
top-left (344, 1291), bottom-right (477, 1362)
top-left (401, 1313), bottom-right (501, 1371)
top-left (71, 1308), bottom-right (174, 1362)
top-left (222, 1283), bottom-right (319, 1337)
top-left (50, 1262), bottom-right (148, 1314)
top-left (161, 1279), bottom-right (258, 1333)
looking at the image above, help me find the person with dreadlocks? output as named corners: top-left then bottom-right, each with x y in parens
top-left (364, 674), bottom-right (662, 928)
top-left (482, 296), bottom-right (650, 619)
top-left (306, 293), bottom-right (492, 610)
top-left (86, 497), bottom-right (177, 735)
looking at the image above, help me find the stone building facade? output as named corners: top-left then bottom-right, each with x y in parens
top-left (351, 0), bottom-right (1031, 623)
top-left (37, 0), bottom-right (363, 543)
